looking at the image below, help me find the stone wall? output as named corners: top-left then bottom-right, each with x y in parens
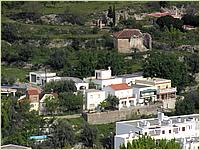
top-left (82, 104), bottom-right (162, 124)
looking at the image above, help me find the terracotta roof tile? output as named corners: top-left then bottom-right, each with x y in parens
top-left (113, 29), bottom-right (142, 39)
top-left (146, 12), bottom-right (172, 17)
top-left (27, 89), bottom-right (39, 95)
top-left (110, 83), bottom-right (132, 91)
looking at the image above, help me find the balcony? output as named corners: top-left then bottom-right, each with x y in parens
top-left (157, 87), bottom-right (177, 94)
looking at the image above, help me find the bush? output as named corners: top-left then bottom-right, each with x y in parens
top-left (61, 11), bottom-right (85, 25)
top-left (156, 15), bottom-right (184, 31)
top-left (9, 12), bottom-right (41, 22)
top-left (181, 14), bottom-right (199, 27)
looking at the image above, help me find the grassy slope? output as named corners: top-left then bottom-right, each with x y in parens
top-left (1, 65), bottom-right (30, 82)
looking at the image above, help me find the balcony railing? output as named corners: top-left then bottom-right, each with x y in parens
top-left (157, 87), bottom-right (177, 94)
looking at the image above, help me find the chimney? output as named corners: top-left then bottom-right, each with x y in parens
top-left (108, 66), bottom-right (111, 70)
top-left (128, 131), bottom-right (133, 138)
top-left (177, 117), bottom-right (181, 123)
top-left (158, 112), bottom-right (164, 121)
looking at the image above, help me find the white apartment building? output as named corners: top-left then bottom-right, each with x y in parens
top-left (117, 72), bottom-right (143, 85)
top-left (84, 67), bottom-right (144, 90)
top-left (103, 83), bottom-right (137, 110)
top-left (85, 89), bottom-right (106, 110)
top-left (135, 78), bottom-right (177, 109)
top-left (132, 84), bottom-right (157, 106)
top-left (114, 112), bottom-right (199, 149)
top-left (84, 67), bottom-right (123, 90)
top-left (29, 72), bottom-right (89, 91)
top-left (29, 71), bottom-right (57, 86)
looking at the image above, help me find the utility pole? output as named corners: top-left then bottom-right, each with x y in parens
top-left (45, 67), bottom-right (47, 86)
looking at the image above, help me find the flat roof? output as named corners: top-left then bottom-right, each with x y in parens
top-left (132, 84), bottom-right (153, 88)
top-left (85, 89), bottom-right (103, 92)
top-left (136, 77), bottom-right (171, 83)
top-left (1, 144), bottom-right (31, 149)
top-left (117, 72), bottom-right (143, 78)
top-left (118, 114), bottom-right (199, 129)
top-left (30, 71), bottom-right (56, 74)
top-left (60, 77), bottom-right (85, 83)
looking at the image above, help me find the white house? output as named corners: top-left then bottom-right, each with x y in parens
top-left (29, 71), bottom-right (89, 91)
top-left (103, 83), bottom-right (136, 110)
top-left (114, 112), bottom-right (199, 149)
top-left (29, 71), bottom-right (57, 86)
top-left (132, 84), bottom-right (157, 106)
top-left (84, 67), bottom-right (123, 90)
top-left (39, 93), bottom-right (58, 115)
top-left (117, 72), bottom-right (143, 85)
top-left (1, 86), bottom-right (17, 97)
top-left (85, 89), bottom-right (106, 110)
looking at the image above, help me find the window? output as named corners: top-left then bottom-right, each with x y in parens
top-left (169, 130), bottom-right (171, 134)
top-left (144, 132), bottom-right (147, 135)
top-left (182, 127), bottom-right (185, 131)
top-left (37, 76), bottom-right (40, 80)
top-left (98, 94), bottom-right (100, 98)
top-left (162, 130), bottom-right (165, 134)
top-left (31, 74), bottom-right (36, 82)
top-left (90, 95), bottom-right (93, 99)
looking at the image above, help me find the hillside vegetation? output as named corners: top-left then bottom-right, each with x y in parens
top-left (1, 1), bottom-right (199, 91)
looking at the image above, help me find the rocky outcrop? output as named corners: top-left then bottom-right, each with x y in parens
top-left (176, 45), bottom-right (199, 53)
top-left (40, 14), bottom-right (69, 25)
top-left (152, 41), bottom-right (172, 51)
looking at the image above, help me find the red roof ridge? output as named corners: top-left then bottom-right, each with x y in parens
top-left (113, 29), bottom-right (142, 39)
top-left (110, 83), bottom-right (132, 91)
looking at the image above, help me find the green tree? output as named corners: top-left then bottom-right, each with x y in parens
top-left (163, 27), bottom-right (183, 48)
top-left (142, 50), bottom-right (191, 92)
top-left (50, 119), bottom-right (75, 148)
top-left (1, 96), bottom-right (45, 146)
top-left (92, 27), bottom-right (100, 34)
top-left (181, 14), bottom-right (199, 27)
top-left (44, 96), bottom-right (59, 115)
top-left (48, 49), bottom-right (68, 70)
top-left (113, 5), bottom-right (116, 26)
top-left (159, 1), bottom-right (170, 8)
top-left (184, 53), bottom-right (199, 75)
top-left (81, 122), bottom-right (98, 148)
top-left (107, 6), bottom-right (113, 18)
top-left (105, 95), bottom-right (119, 110)
top-left (156, 15), bottom-right (184, 31)
top-left (58, 92), bottom-right (83, 114)
top-left (44, 80), bottom-right (77, 93)
top-left (175, 93), bottom-right (197, 115)
top-left (120, 136), bottom-right (181, 149)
